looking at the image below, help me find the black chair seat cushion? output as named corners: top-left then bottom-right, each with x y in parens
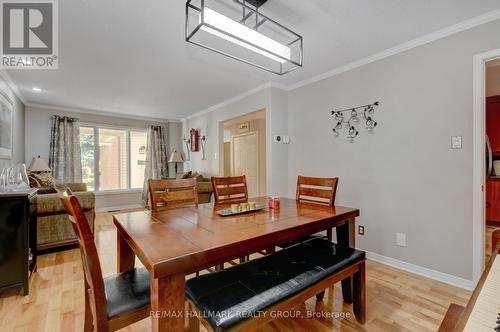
top-left (104, 267), bottom-right (151, 319)
top-left (186, 237), bottom-right (365, 331)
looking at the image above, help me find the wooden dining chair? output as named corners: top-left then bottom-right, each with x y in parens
top-left (296, 175), bottom-right (339, 206)
top-left (60, 192), bottom-right (151, 332)
top-left (148, 178), bottom-right (198, 212)
top-left (295, 176), bottom-right (339, 242)
top-left (211, 175), bottom-right (248, 205)
top-left (211, 175), bottom-right (251, 264)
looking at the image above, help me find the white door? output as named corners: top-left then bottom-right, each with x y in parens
top-left (232, 132), bottom-right (259, 198)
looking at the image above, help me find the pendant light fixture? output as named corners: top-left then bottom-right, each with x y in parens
top-left (186, 0), bottom-right (303, 75)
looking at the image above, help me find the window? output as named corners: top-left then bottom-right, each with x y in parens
top-left (79, 126), bottom-right (148, 191)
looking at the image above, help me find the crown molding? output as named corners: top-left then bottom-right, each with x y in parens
top-left (286, 8), bottom-right (500, 91)
top-left (184, 81), bottom-right (286, 121)
top-left (25, 102), bottom-right (174, 123)
top-left (0, 70), bottom-right (27, 104)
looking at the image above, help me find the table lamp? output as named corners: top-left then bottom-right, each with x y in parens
top-left (168, 150), bottom-right (184, 176)
top-left (28, 156), bottom-right (51, 173)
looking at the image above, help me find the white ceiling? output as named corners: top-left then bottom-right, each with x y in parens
top-left (5, 0), bottom-right (500, 120)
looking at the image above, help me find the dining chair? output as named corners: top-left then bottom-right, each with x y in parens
top-left (59, 192), bottom-right (151, 332)
top-left (148, 178), bottom-right (198, 212)
top-left (211, 175), bottom-right (248, 205)
top-left (296, 175), bottom-right (339, 206)
top-left (281, 176), bottom-right (339, 246)
top-left (211, 175), bottom-right (251, 264)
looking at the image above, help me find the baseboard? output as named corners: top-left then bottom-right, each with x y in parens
top-left (95, 204), bottom-right (144, 213)
top-left (366, 251), bottom-right (475, 290)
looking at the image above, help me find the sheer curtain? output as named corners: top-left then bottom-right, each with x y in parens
top-left (49, 115), bottom-right (82, 183)
top-left (142, 125), bottom-right (168, 205)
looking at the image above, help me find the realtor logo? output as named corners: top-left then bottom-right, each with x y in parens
top-left (1, 0), bottom-right (58, 69)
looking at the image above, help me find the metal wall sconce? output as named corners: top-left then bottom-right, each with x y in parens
top-left (331, 101), bottom-right (380, 142)
top-left (184, 129), bottom-right (207, 160)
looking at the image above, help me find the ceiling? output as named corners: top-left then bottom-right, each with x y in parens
top-left (5, 0), bottom-right (500, 120)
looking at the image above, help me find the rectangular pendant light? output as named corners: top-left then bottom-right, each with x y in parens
top-left (186, 0), bottom-right (303, 75)
top-left (201, 7), bottom-right (291, 63)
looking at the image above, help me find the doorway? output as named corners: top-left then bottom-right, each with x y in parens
top-left (220, 109), bottom-right (267, 197)
top-left (485, 59), bottom-right (500, 263)
top-left (472, 48), bottom-right (500, 283)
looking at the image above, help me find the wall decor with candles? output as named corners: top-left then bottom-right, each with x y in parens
top-left (331, 101), bottom-right (379, 142)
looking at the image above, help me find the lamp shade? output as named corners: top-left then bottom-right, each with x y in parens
top-left (28, 156), bottom-right (51, 172)
top-left (168, 150), bottom-right (184, 163)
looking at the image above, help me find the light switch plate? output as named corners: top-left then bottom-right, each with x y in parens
top-left (396, 232), bottom-right (407, 247)
top-left (451, 136), bottom-right (462, 149)
top-left (282, 135), bottom-right (290, 144)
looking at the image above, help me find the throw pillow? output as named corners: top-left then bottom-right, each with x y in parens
top-left (29, 172), bottom-right (55, 188)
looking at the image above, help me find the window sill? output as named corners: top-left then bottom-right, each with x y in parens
top-left (93, 189), bottom-right (142, 196)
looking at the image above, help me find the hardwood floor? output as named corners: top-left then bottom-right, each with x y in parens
top-left (0, 210), bottom-right (472, 332)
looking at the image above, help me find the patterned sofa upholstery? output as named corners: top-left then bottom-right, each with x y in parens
top-left (175, 172), bottom-right (213, 204)
top-left (36, 183), bottom-right (95, 250)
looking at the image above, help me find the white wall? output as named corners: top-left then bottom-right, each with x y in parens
top-left (288, 19), bottom-right (500, 280)
top-left (0, 76), bottom-right (25, 168)
top-left (182, 86), bottom-right (289, 196)
top-left (25, 106), bottom-right (178, 210)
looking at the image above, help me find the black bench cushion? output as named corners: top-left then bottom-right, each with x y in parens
top-left (186, 237), bottom-right (365, 331)
top-left (104, 267), bottom-right (151, 319)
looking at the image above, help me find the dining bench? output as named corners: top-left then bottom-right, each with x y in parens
top-left (186, 237), bottom-right (366, 332)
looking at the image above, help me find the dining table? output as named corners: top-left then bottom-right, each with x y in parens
top-left (113, 197), bottom-right (360, 332)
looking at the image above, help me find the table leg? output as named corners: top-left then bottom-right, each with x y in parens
top-left (353, 261), bottom-right (366, 324)
top-left (117, 230), bottom-right (135, 273)
top-left (151, 273), bottom-right (185, 332)
top-left (336, 218), bottom-right (356, 303)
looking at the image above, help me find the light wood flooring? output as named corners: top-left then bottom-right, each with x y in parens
top-left (0, 210), bottom-right (477, 332)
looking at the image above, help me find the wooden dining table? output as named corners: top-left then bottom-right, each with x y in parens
top-left (113, 197), bottom-right (359, 332)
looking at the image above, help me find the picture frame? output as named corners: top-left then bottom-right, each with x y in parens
top-left (0, 92), bottom-right (13, 160)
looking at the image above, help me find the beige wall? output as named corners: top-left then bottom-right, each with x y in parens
top-left (486, 63), bottom-right (500, 97)
top-left (287, 19), bottom-right (500, 281)
top-left (0, 76), bottom-right (25, 169)
top-left (182, 86), bottom-right (289, 197)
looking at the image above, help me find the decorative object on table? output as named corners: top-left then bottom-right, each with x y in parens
top-left (217, 203), bottom-right (266, 216)
top-left (0, 92), bottom-right (13, 159)
top-left (168, 150), bottom-right (184, 175)
top-left (49, 115), bottom-right (82, 182)
top-left (0, 164), bottom-right (30, 192)
top-left (268, 196), bottom-right (280, 209)
top-left (185, 0), bottom-right (303, 75)
top-left (142, 125), bottom-right (169, 204)
top-left (331, 101), bottom-right (380, 142)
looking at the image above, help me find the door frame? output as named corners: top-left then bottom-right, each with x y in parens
top-left (231, 131), bottom-right (259, 196)
top-left (472, 48), bottom-right (500, 283)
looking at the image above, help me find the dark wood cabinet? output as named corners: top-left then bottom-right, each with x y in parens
top-left (487, 96), bottom-right (500, 154)
top-left (0, 189), bottom-right (37, 295)
top-left (487, 179), bottom-right (500, 224)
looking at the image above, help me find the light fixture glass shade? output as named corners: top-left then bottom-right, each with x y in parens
top-left (186, 0), bottom-right (303, 75)
top-left (28, 156), bottom-right (51, 172)
top-left (168, 150), bottom-right (184, 163)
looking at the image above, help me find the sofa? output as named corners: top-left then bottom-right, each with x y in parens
top-left (35, 183), bottom-right (95, 251)
top-left (176, 171), bottom-right (213, 203)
